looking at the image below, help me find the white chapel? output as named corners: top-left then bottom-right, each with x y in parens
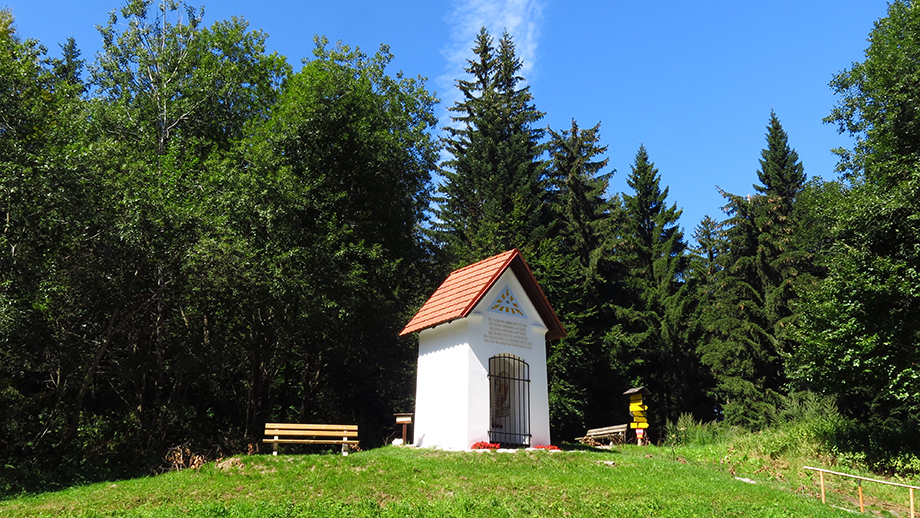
top-left (400, 249), bottom-right (566, 450)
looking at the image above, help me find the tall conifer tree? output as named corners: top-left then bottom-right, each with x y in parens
top-left (435, 28), bottom-right (546, 266)
top-left (610, 145), bottom-right (694, 425)
top-left (754, 112), bottom-right (808, 356)
top-left (543, 120), bottom-right (622, 436)
top-left (699, 192), bottom-right (775, 427)
top-left (546, 120), bottom-right (617, 290)
top-left (683, 215), bottom-right (725, 418)
top-left (700, 113), bottom-right (808, 428)
top-left (688, 215), bottom-right (724, 288)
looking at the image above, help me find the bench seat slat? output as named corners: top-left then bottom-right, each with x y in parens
top-left (265, 429), bottom-right (358, 438)
top-left (576, 423), bottom-right (629, 444)
top-left (264, 439), bottom-right (360, 445)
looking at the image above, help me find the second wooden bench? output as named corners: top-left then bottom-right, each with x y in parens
top-left (576, 424), bottom-right (628, 445)
top-left (263, 423), bottom-right (359, 456)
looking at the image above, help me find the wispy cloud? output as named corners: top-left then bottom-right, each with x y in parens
top-left (437, 0), bottom-right (546, 129)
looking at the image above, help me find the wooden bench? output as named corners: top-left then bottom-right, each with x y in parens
top-left (576, 424), bottom-right (628, 445)
top-left (263, 423), bottom-right (359, 456)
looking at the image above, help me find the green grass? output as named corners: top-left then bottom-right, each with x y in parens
top-left (0, 445), bottom-right (871, 517)
top-left (664, 411), bottom-right (920, 518)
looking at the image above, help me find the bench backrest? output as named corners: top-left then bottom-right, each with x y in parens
top-left (264, 423), bottom-right (358, 437)
top-left (586, 424), bottom-right (628, 436)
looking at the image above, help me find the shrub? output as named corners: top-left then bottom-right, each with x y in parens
top-left (665, 413), bottom-right (737, 447)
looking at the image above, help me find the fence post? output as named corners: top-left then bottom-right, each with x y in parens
top-left (858, 479), bottom-right (864, 513)
top-left (819, 471), bottom-right (825, 503)
top-left (805, 465), bottom-right (920, 516)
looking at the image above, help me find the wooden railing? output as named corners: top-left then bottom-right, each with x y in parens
top-left (804, 466), bottom-right (918, 516)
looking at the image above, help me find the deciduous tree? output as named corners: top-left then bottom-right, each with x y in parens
top-left (792, 0), bottom-right (920, 435)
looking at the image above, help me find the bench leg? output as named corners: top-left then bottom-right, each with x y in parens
top-left (341, 438), bottom-right (349, 456)
top-left (273, 437), bottom-right (279, 456)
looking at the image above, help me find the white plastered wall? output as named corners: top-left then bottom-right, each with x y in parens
top-left (413, 319), bottom-right (471, 449)
top-left (413, 268), bottom-right (552, 449)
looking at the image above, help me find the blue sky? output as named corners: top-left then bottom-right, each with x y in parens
top-left (7, 0), bottom-right (889, 241)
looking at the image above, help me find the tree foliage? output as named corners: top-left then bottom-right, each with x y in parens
top-left (0, 6), bottom-right (96, 467)
top-left (0, 3), bottom-right (439, 493)
top-left (4, 0), bottom-right (920, 492)
top-left (699, 114), bottom-right (809, 428)
top-left (609, 146), bottom-right (698, 426)
top-left (543, 120), bottom-right (622, 437)
top-left (91, 0), bottom-right (287, 157)
top-left (825, 0), bottom-right (920, 186)
top-left (434, 28), bottom-right (546, 266)
top-left (792, 0), bottom-right (920, 434)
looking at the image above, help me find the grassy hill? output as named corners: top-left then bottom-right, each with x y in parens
top-left (0, 444), bottom-right (890, 517)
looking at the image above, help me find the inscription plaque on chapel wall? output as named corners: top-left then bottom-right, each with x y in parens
top-left (484, 317), bottom-right (531, 349)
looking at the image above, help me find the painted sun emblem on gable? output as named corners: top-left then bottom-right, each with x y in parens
top-left (489, 287), bottom-right (526, 317)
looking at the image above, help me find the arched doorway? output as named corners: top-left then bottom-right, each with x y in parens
top-left (488, 353), bottom-right (531, 446)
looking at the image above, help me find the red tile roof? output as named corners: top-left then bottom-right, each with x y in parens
top-left (400, 249), bottom-right (566, 340)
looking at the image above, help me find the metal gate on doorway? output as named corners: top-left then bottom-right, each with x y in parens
top-left (488, 353), bottom-right (531, 447)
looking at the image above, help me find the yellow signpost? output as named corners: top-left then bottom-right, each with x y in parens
top-left (623, 387), bottom-right (651, 440)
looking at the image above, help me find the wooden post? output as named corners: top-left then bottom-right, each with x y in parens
top-left (819, 471), bottom-right (826, 503)
top-left (858, 479), bottom-right (864, 513)
top-left (910, 487), bottom-right (914, 518)
top-left (394, 413), bottom-right (413, 445)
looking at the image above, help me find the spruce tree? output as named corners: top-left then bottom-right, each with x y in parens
top-left (543, 120), bottom-right (622, 436)
top-left (435, 28), bottom-right (546, 266)
top-left (700, 113), bottom-right (808, 428)
top-left (687, 215), bottom-right (725, 337)
top-left (611, 145), bottom-right (695, 426)
top-left (688, 215), bottom-right (724, 287)
top-left (685, 215), bottom-right (725, 419)
top-left (546, 120), bottom-right (618, 290)
top-left (755, 113), bottom-right (806, 215)
top-left (699, 192), bottom-right (776, 427)
top-left (755, 112), bottom-right (808, 357)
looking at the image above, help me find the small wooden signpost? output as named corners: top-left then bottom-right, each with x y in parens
top-left (394, 413), bottom-right (414, 444)
top-left (623, 387), bottom-right (651, 445)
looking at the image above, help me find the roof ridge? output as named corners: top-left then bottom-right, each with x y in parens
top-left (448, 249), bottom-right (518, 276)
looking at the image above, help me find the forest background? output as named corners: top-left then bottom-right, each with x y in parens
top-left (1, 0), bottom-right (918, 494)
